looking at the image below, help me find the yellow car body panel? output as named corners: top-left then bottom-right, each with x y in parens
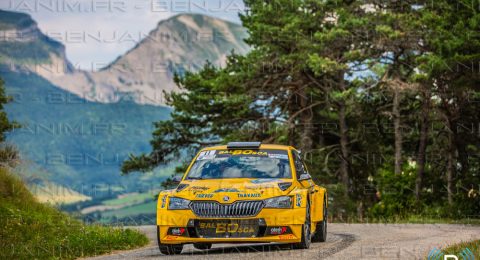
top-left (157, 144), bottom-right (327, 245)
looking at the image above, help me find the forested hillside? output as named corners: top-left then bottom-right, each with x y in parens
top-left (3, 71), bottom-right (171, 193)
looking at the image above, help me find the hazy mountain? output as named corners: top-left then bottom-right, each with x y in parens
top-left (1, 11), bottom-right (249, 106)
top-left (0, 10), bottom-right (249, 197)
top-left (0, 10), bottom-right (74, 73)
top-left (73, 13), bottom-right (250, 105)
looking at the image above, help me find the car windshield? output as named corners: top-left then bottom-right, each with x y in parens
top-left (185, 149), bottom-right (292, 180)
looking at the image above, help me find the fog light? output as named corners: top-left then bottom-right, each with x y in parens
top-left (258, 218), bottom-right (266, 226)
top-left (187, 219), bottom-right (195, 227)
top-left (169, 227), bottom-right (186, 236)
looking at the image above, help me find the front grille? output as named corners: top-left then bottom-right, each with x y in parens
top-left (190, 200), bottom-right (264, 218)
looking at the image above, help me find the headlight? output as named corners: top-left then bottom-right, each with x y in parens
top-left (168, 197), bottom-right (190, 210)
top-left (264, 196), bottom-right (292, 208)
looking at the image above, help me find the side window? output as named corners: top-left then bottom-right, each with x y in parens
top-left (292, 150), bottom-right (306, 179)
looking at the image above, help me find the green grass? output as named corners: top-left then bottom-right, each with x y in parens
top-left (441, 240), bottom-right (480, 258)
top-left (0, 168), bottom-right (149, 259)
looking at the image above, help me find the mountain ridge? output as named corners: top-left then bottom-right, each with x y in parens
top-left (0, 9), bottom-right (73, 73)
top-left (100, 13), bottom-right (245, 72)
top-left (0, 11), bottom-right (250, 106)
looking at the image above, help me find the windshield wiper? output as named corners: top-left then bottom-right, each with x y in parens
top-left (187, 176), bottom-right (204, 180)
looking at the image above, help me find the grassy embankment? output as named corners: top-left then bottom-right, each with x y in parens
top-left (0, 168), bottom-right (149, 259)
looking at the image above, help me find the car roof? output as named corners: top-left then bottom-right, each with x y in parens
top-left (201, 144), bottom-right (295, 151)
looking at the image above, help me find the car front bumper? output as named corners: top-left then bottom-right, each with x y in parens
top-left (157, 208), bottom-right (306, 244)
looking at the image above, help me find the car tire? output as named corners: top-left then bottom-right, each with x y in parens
top-left (157, 226), bottom-right (183, 255)
top-left (193, 243), bottom-right (212, 250)
top-left (293, 200), bottom-right (311, 249)
top-left (311, 197), bottom-right (327, 242)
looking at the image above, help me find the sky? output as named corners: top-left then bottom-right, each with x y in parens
top-left (1, 0), bottom-right (245, 70)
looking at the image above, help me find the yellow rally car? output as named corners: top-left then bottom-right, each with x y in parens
top-left (156, 142), bottom-right (328, 255)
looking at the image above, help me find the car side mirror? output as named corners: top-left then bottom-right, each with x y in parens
top-left (172, 174), bottom-right (183, 184)
top-left (298, 173), bottom-right (312, 181)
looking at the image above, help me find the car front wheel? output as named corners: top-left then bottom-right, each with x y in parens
top-left (157, 226), bottom-right (183, 255)
top-left (293, 200), bottom-right (311, 249)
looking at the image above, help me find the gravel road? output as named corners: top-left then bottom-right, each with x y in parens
top-left (86, 224), bottom-right (480, 259)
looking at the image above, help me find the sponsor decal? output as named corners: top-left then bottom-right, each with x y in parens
top-left (189, 186), bottom-right (209, 191)
top-left (196, 193), bottom-right (214, 198)
top-left (268, 154), bottom-right (289, 160)
top-left (170, 227), bottom-right (186, 236)
top-left (164, 235), bottom-right (178, 240)
top-left (161, 195), bottom-right (167, 208)
top-left (237, 193), bottom-right (261, 198)
top-left (197, 150), bottom-right (216, 160)
top-left (218, 150), bottom-right (268, 156)
top-left (296, 194), bottom-right (302, 207)
top-left (214, 188), bottom-right (240, 193)
top-left (245, 184), bottom-right (275, 189)
top-left (251, 178), bottom-right (282, 184)
top-left (269, 227), bottom-right (287, 235)
top-left (196, 149), bottom-right (289, 161)
top-left (198, 222), bottom-right (256, 234)
top-left (278, 234), bottom-right (295, 240)
top-left (196, 220), bottom-right (260, 238)
top-left (189, 186), bottom-right (209, 195)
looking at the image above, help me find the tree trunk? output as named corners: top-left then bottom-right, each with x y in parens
top-left (446, 120), bottom-right (456, 206)
top-left (287, 92), bottom-right (296, 146)
top-left (393, 87), bottom-right (403, 175)
top-left (299, 87), bottom-right (313, 152)
top-left (336, 73), bottom-right (350, 197)
top-left (415, 89), bottom-right (430, 201)
top-left (339, 101), bottom-right (350, 195)
top-left (357, 201), bottom-right (364, 222)
top-left (287, 124), bottom-right (296, 146)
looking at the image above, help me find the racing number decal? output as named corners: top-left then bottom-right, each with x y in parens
top-left (215, 223), bottom-right (255, 234)
top-left (199, 222), bottom-right (255, 234)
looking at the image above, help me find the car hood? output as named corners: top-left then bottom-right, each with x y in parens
top-left (172, 178), bottom-right (293, 202)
